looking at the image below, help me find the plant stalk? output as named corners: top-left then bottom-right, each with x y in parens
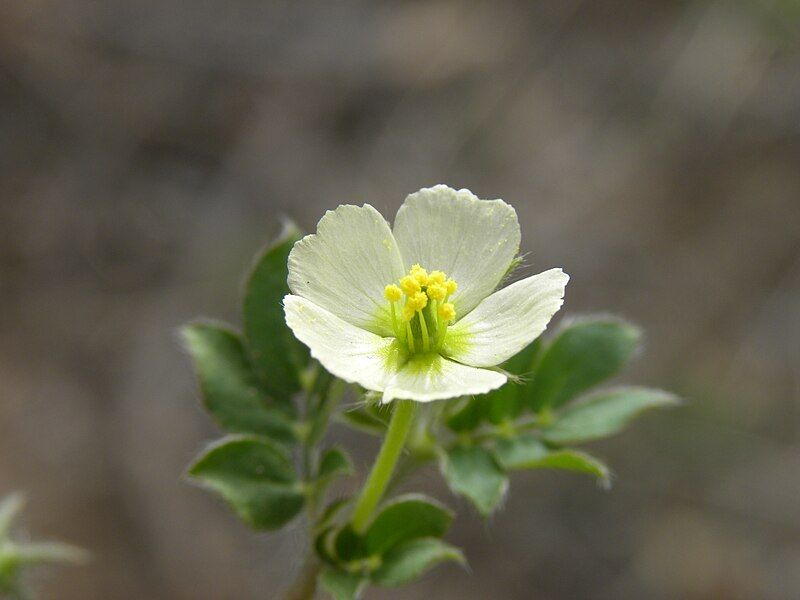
top-left (350, 400), bottom-right (416, 533)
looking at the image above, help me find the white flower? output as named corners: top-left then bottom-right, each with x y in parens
top-left (283, 185), bottom-right (568, 403)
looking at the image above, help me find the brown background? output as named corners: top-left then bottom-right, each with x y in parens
top-left (1, 1), bottom-right (799, 598)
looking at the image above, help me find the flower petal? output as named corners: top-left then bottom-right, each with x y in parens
top-left (288, 204), bottom-right (406, 336)
top-left (284, 295), bottom-right (403, 392)
top-left (443, 268), bottom-right (569, 367)
top-left (382, 354), bottom-right (507, 404)
top-left (392, 185), bottom-right (521, 316)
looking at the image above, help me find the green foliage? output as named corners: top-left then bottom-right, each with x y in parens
top-left (441, 445), bottom-right (508, 516)
top-left (492, 434), bottom-right (548, 469)
top-left (527, 449), bottom-right (610, 483)
top-left (319, 567), bottom-right (367, 600)
top-left (317, 536), bottom-right (463, 593)
top-left (437, 317), bottom-right (676, 516)
top-left (183, 225), bottom-right (677, 598)
top-left (371, 538), bottom-right (465, 587)
top-left (527, 318), bottom-right (641, 411)
top-left (313, 494), bottom-right (458, 594)
top-left (243, 223), bottom-right (308, 402)
top-left (446, 340), bottom-right (541, 432)
top-left (333, 524), bottom-right (363, 562)
top-left (184, 227), bottom-right (312, 535)
top-left (542, 387), bottom-right (679, 445)
top-left (188, 436), bottom-right (305, 530)
top-left (363, 495), bottom-right (453, 556)
top-left (316, 498), bottom-right (352, 531)
top-left (318, 448), bottom-right (354, 480)
top-left (182, 323), bottom-right (296, 443)
top-left (487, 339), bottom-right (543, 422)
top-left (307, 371), bottom-right (341, 446)
top-left (338, 407), bottom-right (388, 436)
top-left (0, 493), bottom-right (88, 599)
top-left (494, 435), bottom-right (609, 483)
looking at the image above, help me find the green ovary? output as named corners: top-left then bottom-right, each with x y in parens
top-left (384, 264), bottom-right (458, 355)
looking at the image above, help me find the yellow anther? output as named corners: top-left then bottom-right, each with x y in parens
top-left (438, 302), bottom-right (456, 322)
top-left (428, 270), bottom-right (446, 285)
top-left (426, 283), bottom-right (446, 301)
top-left (408, 291), bottom-right (428, 312)
top-left (410, 264), bottom-right (429, 286)
top-left (384, 284), bottom-right (402, 302)
top-left (399, 275), bottom-right (421, 296)
top-left (385, 266), bottom-right (457, 352)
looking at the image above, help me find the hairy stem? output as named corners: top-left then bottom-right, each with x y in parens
top-left (350, 400), bottom-right (416, 533)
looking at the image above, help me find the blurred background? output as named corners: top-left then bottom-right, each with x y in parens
top-left (1, 1), bottom-right (799, 598)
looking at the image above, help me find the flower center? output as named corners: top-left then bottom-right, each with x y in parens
top-left (384, 264), bottom-right (458, 354)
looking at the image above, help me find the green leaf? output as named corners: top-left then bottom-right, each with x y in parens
top-left (0, 494), bottom-right (88, 598)
top-left (333, 525), bottom-right (364, 562)
top-left (243, 223), bottom-right (307, 402)
top-left (188, 436), bottom-right (304, 530)
top-left (447, 340), bottom-right (542, 431)
top-left (542, 387), bottom-right (679, 444)
top-left (338, 407), bottom-right (388, 436)
top-left (307, 369), bottom-right (338, 445)
top-left (315, 527), bottom-right (339, 565)
top-left (526, 449), bottom-right (611, 484)
top-left (319, 448), bottom-right (354, 480)
top-left (486, 339), bottom-right (543, 423)
top-left (492, 434), bottom-right (549, 470)
top-left (528, 318), bottom-right (641, 411)
top-left (319, 567), bottom-right (367, 600)
top-left (445, 396), bottom-right (486, 432)
top-left (364, 494), bottom-right (453, 556)
top-left (371, 538), bottom-right (465, 587)
top-left (494, 436), bottom-right (610, 483)
top-left (182, 323), bottom-right (296, 443)
top-left (441, 445), bottom-right (508, 516)
top-left (316, 497), bottom-right (351, 531)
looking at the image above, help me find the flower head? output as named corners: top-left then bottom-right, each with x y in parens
top-left (284, 185), bottom-right (568, 403)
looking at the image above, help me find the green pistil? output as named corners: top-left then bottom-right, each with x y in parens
top-left (418, 310), bottom-right (430, 352)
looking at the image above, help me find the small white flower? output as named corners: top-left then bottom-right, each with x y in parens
top-left (284, 185), bottom-right (568, 403)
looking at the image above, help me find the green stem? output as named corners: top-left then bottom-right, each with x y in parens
top-left (350, 400), bottom-right (416, 533)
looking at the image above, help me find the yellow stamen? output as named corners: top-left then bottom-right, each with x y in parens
top-left (410, 264), bottom-right (429, 286)
top-left (428, 270), bottom-right (446, 285)
top-left (384, 284), bottom-right (402, 302)
top-left (399, 275), bottom-right (421, 296)
top-left (438, 302), bottom-right (456, 322)
top-left (426, 283), bottom-right (446, 301)
top-left (384, 264), bottom-right (458, 355)
top-left (401, 304), bottom-right (416, 322)
top-left (408, 291), bottom-right (428, 312)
